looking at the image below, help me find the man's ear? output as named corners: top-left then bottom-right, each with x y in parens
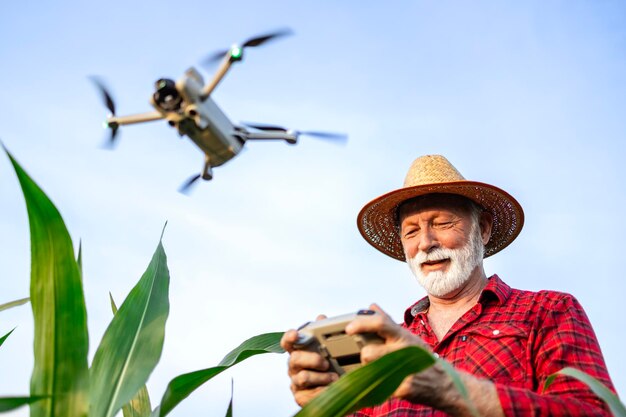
top-left (480, 211), bottom-right (493, 245)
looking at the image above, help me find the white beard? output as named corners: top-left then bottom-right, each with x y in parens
top-left (406, 222), bottom-right (484, 297)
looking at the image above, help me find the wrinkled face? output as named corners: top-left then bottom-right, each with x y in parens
top-left (399, 195), bottom-right (490, 297)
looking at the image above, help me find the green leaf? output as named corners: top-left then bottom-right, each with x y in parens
top-left (109, 293), bottom-right (154, 417)
top-left (545, 367), bottom-right (626, 417)
top-left (224, 379), bottom-right (234, 417)
top-left (0, 297), bottom-right (29, 312)
top-left (109, 292), bottom-right (118, 315)
top-left (6, 149), bottom-right (89, 417)
top-left (295, 346), bottom-right (436, 417)
top-left (0, 328), bottom-right (16, 348)
top-left (121, 387), bottom-right (152, 417)
top-left (77, 240), bottom-right (83, 280)
top-left (158, 332), bottom-right (285, 417)
top-left (89, 236), bottom-right (170, 417)
top-left (0, 396), bottom-right (48, 412)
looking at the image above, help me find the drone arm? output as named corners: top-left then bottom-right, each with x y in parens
top-left (201, 55), bottom-right (233, 100)
top-left (107, 111), bottom-right (165, 127)
top-left (241, 130), bottom-right (298, 144)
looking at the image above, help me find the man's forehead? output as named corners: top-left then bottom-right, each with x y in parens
top-left (397, 193), bottom-right (477, 218)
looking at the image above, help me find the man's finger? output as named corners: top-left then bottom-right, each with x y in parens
top-left (280, 329), bottom-right (300, 352)
top-left (293, 386), bottom-right (328, 407)
top-left (292, 370), bottom-right (339, 390)
top-left (288, 350), bottom-right (330, 374)
top-left (345, 310), bottom-right (399, 339)
top-left (360, 342), bottom-right (393, 364)
top-left (369, 303), bottom-right (392, 319)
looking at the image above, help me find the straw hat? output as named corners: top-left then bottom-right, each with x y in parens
top-left (357, 155), bottom-right (524, 261)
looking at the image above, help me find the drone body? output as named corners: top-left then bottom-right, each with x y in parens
top-left (93, 30), bottom-right (345, 192)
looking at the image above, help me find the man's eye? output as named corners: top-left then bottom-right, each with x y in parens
top-left (403, 228), bottom-right (419, 238)
top-left (433, 222), bottom-right (452, 228)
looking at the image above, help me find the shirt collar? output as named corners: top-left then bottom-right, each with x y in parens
top-left (404, 274), bottom-right (511, 326)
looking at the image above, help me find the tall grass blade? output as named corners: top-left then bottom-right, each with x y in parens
top-left (0, 328), bottom-right (16, 348)
top-left (89, 236), bottom-right (170, 417)
top-left (545, 367), bottom-right (626, 417)
top-left (0, 396), bottom-right (48, 412)
top-left (6, 149), bottom-right (89, 417)
top-left (109, 294), bottom-right (153, 417)
top-left (0, 297), bottom-right (29, 312)
top-left (158, 332), bottom-right (284, 417)
top-left (295, 346), bottom-right (436, 417)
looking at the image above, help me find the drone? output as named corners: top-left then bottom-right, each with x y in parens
top-left (92, 29), bottom-right (347, 192)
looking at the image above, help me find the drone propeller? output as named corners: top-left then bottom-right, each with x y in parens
top-left (243, 123), bottom-right (348, 144)
top-left (178, 173), bottom-right (202, 194)
top-left (89, 77), bottom-right (119, 147)
top-left (295, 131), bottom-right (348, 143)
top-left (241, 122), bottom-right (288, 132)
top-left (203, 28), bottom-right (293, 65)
top-left (242, 29), bottom-right (293, 47)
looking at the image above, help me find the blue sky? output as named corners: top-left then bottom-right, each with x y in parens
top-left (1, 1), bottom-right (625, 416)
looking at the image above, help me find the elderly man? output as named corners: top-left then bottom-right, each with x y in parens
top-left (281, 155), bottom-right (615, 416)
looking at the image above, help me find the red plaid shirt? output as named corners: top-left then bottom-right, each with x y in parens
top-left (352, 275), bottom-right (615, 417)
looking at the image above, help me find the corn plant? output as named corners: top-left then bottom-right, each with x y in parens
top-left (0, 148), bottom-right (283, 417)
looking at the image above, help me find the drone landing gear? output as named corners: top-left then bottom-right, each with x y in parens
top-left (179, 155), bottom-right (214, 194)
top-left (201, 154), bottom-right (213, 181)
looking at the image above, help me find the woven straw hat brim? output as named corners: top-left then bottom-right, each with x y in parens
top-left (357, 180), bottom-right (524, 261)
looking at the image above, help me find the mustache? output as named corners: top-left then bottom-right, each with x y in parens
top-left (412, 247), bottom-right (456, 264)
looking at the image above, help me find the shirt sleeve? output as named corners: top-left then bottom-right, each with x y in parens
top-left (496, 292), bottom-right (615, 417)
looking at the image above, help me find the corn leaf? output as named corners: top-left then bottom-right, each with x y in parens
top-left (89, 236), bottom-right (170, 417)
top-left (224, 379), bottom-right (234, 417)
top-left (109, 293), bottom-right (153, 417)
top-left (545, 367), bottom-right (626, 417)
top-left (295, 346), bottom-right (436, 417)
top-left (6, 149), bottom-right (89, 417)
top-left (110, 292), bottom-right (118, 314)
top-left (120, 387), bottom-right (152, 417)
top-left (157, 332), bottom-right (284, 417)
top-left (0, 297), bottom-right (29, 312)
top-left (0, 396), bottom-right (48, 412)
top-left (77, 241), bottom-right (83, 280)
top-left (0, 328), bottom-right (16, 348)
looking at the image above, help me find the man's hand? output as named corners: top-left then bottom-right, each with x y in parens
top-left (345, 304), bottom-right (430, 364)
top-left (345, 304), bottom-right (454, 410)
top-left (281, 316), bottom-right (340, 407)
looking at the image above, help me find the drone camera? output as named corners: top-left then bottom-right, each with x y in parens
top-left (153, 78), bottom-right (183, 112)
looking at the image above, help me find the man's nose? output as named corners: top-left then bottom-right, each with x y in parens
top-left (418, 227), bottom-right (438, 253)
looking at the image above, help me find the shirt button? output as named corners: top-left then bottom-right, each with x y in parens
top-left (492, 329), bottom-right (500, 336)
